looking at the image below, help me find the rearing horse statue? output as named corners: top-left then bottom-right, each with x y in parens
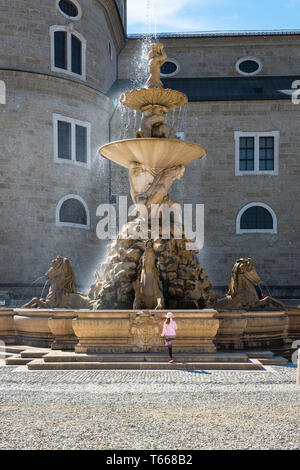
top-left (22, 256), bottom-right (94, 309)
top-left (210, 258), bottom-right (284, 309)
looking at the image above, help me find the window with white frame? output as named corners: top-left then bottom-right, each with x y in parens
top-left (236, 202), bottom-right (277, 234)
top-left (56, 195), bottom-right (90, 229)
top-left (234, 131), bottom-right (279, 176)
top-left (53, 114), bottom-right (91, 168)
top-left (236, 57), bottom-right (262, 76)
top-left (50, 26), bottom-right (86, 79)
top-left (160, 59), bottom-right (180, 77)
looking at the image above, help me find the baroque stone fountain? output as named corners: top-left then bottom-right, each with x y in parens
top-left (7, 43), bottom-right (291, 359)
top-left (93, 43), bottom-right (215, 312)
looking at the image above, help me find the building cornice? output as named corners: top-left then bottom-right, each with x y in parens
top-left (0, 68), bottom-right (113, 111)
top-left (128, 29), bottom-right (300, 39)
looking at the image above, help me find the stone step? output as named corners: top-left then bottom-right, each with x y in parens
top-left (43, 352), bottom-right (249, 363)
top-left (255, 356), bottom-right (288, 366)
top-left (1, 351), bottom-right (19, 359)
top-left (245, 350), bottom-right (274, 359)
top-left (27, 359), bottom-right (262, 371)
top-left (5, 355), bottom-right (36, 365)
top-left (20, 350), bottom-right (50, 358)
top-left (0, 346), bottom-right (31, 354)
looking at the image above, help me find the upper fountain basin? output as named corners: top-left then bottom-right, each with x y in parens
top-left (99, 138), bottom-right (207, 170)
top-left (120, 88), bottom-right (188, 112)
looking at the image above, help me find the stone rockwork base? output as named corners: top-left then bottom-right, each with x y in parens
top-left (13, 309), bottom-right (53, 348)
top-left (0, 308), bottom-right (16, 344)
top-left (72, 310), bottom-right (219, 354)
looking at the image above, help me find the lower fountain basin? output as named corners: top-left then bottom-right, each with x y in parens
top-left (0, 309), bottom-right (295, 358)
top-left (0, 308), bottom-right (16, 344)
top-left (14, 309), bottom-right (54, 348)
top-left (99, 138), bottom-right (207, 170)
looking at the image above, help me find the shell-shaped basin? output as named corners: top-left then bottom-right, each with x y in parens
top-left (99, 138), bottom-right (206, 170)
top-left (121, 88), bottom-right (188, 112)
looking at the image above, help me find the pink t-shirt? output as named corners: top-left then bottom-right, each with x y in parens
top-left (161, 320), bottom-right (178, 337)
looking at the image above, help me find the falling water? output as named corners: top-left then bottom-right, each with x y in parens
top-left (16, 275), bottom-right (45, 306)
top-left (40, 279), bottom-right (49, 299)
top-left (165, 108), bottom-right (176, 131)
top-left (30, 275), bottom-right (45, 285)
top-left (133, 110), bottom-right (137, 133)
top-left (129, 0), bottom-right (159, 90)
top-left (146, 0), bottom-right (158, 38)
top-left (261, 283), bottom-right (272, 297)
top-left (179, 104), bottom-right (188, 136)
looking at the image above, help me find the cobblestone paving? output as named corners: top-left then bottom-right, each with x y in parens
top-left (0, 365), bottom-right (299, 450)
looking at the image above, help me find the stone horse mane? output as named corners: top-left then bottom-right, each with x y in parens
top-left (227, 258), bottom-right (252, 298)
top-left (53, 257), bottom-right (76, 295)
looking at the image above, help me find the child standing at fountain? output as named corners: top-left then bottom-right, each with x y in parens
top-left (161, 312), bottom-right (177, 363)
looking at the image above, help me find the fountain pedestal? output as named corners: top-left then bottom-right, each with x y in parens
top-left (95, 43), bottom-right (212, 311)
top-left (48, 311), bottom-right (78, 350)
top-left (73, 310), bottom-right (219, 354)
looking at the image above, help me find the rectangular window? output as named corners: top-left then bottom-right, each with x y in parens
top-left (259, 136), bottom-right (274, 171)
top-left (54, 115), bottom-right (91, 168)
top-left (54, 31), bottom-right (67, 70)
top-left (235, 131), bottom-right (279, 176)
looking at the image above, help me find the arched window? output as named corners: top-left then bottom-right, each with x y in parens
top-left (236, 203), bottom-right (277, 234)
top-left (56, 195), bottom-right (90, 229)
top-left (50, 26), bottom-right (86, 79)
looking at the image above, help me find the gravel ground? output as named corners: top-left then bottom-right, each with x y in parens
top-left (0, 364), bottom-right (299, 450)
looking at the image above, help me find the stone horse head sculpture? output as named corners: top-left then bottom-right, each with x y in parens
top-left (22, 256), bottom-right (93, 309)
top-left (211, 258), bottom-right (284, 309)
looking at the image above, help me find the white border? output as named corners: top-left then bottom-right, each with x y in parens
top-left (235, 56), bottom-right (262, 76)
top-left (108, 41), bottom-right (113, 61)
top-left (236, 202), bottom-right (277, 234)
top-left (53, 113), bottom-right (91, 169)
top-left (160, 58), bottom-right (180, 77)
top-left (56, 194), bottom-right (90, 229)
top-left (0, 80), bottom-right (6, 104)
top-left (234, 131), bottom-right (279, 176)
top-left (50, 25), bottom-right (86, 80)
top-left (56, 0), bottom-right (82, 20)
